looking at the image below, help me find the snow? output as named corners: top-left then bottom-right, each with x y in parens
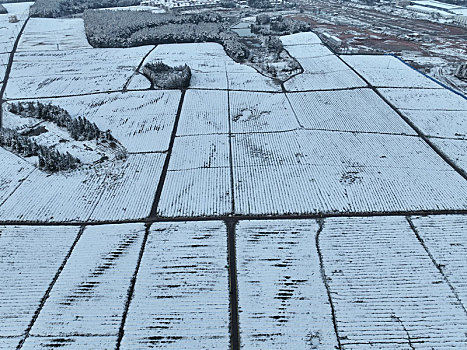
top-left (0, 154), bottom-right (165, 222)
top-left (237, 220), bottom-right (339, 349)
top-left (21, 337), bottom-right (117, 350)
top-left (0, 2), bottom-right (32, 54)
top-left (280, 32), bottom-right (323, 46)
top-left (230, 91), bottom-right (301, 133)
top-left (411, 215), bottom-right (467, 306)
top-left (126, 72), bottom-right (151, 90)
top-left (401, 110), bottom-right (467, 139)
top-left (120, 221), bottom-right (230, 349)
top-left (287, 88), bottom-right (416, 134)
top-left (285, 43), bottom-right (334, 59)
top-left (0, 53), bottom-right (8, 82)
top-left (378, 88), bottom-right (467, 111)
top-left (0, 147), bottom-right (36, 205)
top-left (342, 55), bottom-right (443, 88)
top-left (284, 55), bottom-right (367, 91)
top-left (28, 224), bottom-right (145, 337)
top-left (18, 18), bottom-right (92, 52)
top-left (177, 89), bottom-right (229, 136)
top-left (225, 63), bottom-right (281, 92)
top-left (6, 46), bottom-right (154, 98)
top-left (28, 90), bottom-right (181, 153)
top-left (0, 225), bottom-right (80, 337)
top-left (430, 138), bottom-right (467, 171)
top-left (232, 130), bottom-right (467, 215)
top-left (319, 216), bottom-right (467, 349)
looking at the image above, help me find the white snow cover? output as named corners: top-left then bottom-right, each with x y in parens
top-left (378, 87), bottom-right (467, 111)
top-left (158, 135), bottom-right (231, 217)
top-left (401, 110), bottom-right (467, 139)
top-left (342, 55), bottom-right (442, 88)
top-left (0, 225), bottom-right (80, 337)
top-left (126, 72), bottom-right (151, 90)
top-left (280, 32), bottom-right (323, 46)
top-left (21, 336), bottom-right (117, 350)
top-left (284, 43), bottom-right (333, 59)
top-left (177, 89), bottom-right (229, 136)
top-left (225, 63), bottom-right (282, 92)
top-left (30, 90), bottom-right (181, 153)
top-left (430, 138), bottom-right (467, 172)
top-left (236, 220), bottom-right (338, 349)
top-left (232, 130), bottom-right (467, 215)
top-left (120, 221), bottom-right (230, 349)
top-left (229, 91), bottom-right (301, 133)
top-left (284, 54), bottom-right (366, 91)
top-left (319, 216), bottom-right (467, 349)
top-left (0, 53), bottom-right (8, 82)
top-left (0, 154), bottom-right (165, 222)
top-left (287, 88), bottom-right (416, 134)
top-left (28, 224), bottom-right (145, 337)
top-left (0, 2), bottom-right (32, 54)
top-left (411, 215), bottom-right (467, 306)
top-left (18, 18), bottom-right (92, 52)
top-left (0, 147), bottom-right (36, 205)
top-left (6, 46), bottom-right (153, 98)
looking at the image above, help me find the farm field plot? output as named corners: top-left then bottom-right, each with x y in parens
top-left (0, 147), bottom-right (36, 205)
top-left (284, 54), bottom-right (367, 91)
top-left (410, 215), bottom-right (467, 306)
top-left (280, 32), bottom-right (323, 46)
top-left (17, 18), bottom-right (92, 52)
top-left (232, 130), bottom-right (467, 215)
top-left (0, 225), bottom-right (80, 337)
top-left (6, 46), bottom-right (153, 98)
top-left (21, 336), bottom-right (117, 350)
top-left (23, 90), bottom-right (181, 153)
top-left (286, 88), bottom-right (416, 134)
top-left (229, 91), bottom-right (301, 133)
top-left (225, 64), bottom-right (282, 92)
top-left (120, 221), bottom-right (230, 350)
top-left (430, 138), bottom-right (467, 172)
top-left (342, 55), bottom-right (443, 88)
top-left (401, 110), bottom-right (467, 139)
top-left (28, 224), bottom-right (145, 338)
top-left (177, 89), bottom-right (229, 136)
top-left (0, 2), bottom-right (31, 54)
top-left (0, 53), bottom-right (7, 82)
top-left (284, 43), bottom-right (333, 59)
top-left (0, 153), bottom-right (165, 222)
top-left (379, 87), bottom-right (467, 111)
top-left (157, 134), bottom-right (231, 217)
top-left (319, 216), bottom-right (467, 349)
top-left (236, 220), bottom-right (338, 349)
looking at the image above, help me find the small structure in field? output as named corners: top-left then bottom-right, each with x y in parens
top-left (9, 15), bottom-right (19, 23)
top-left (142, 61), bottom-right (191, 89)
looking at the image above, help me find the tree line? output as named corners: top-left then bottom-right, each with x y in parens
top-left (30, 0), bottom-right (140, 18)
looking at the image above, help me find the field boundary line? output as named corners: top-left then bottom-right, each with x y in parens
top-left (115, 223), bottom-right (152, 350)
top-left (1, 209), bottom-right (467, 227)
top-left (148, 89), bottom-right (186, 218)
top-left (406, 216), bottom-right (467, 316)
top-left (226, 66), bottom-right (236, 214)
top-left (0, 16), bottom-right (30, 127)
top-left (122, 45), bottom-right (156, 92)
top-left (315, 219), bottom-right (342, 349)
top-left (16, 225), bottom-right (86, 349)
top-left (225, 219), bottom-right (240, 350)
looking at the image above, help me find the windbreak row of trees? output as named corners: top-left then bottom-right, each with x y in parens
top-left (0, 128), bottom-right (80, 172)
top-left (142, 62), bottom-right (192, 89)
top-left (30, 0), bottom-right (140, 18)
top-left (83, 10), bottom-right (250, 60)
top-left (9, 102), bottom-right (114, 142)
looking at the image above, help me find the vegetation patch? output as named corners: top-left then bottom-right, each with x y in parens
top-left (30, 0), bottom-right (140, 18)
top-left (142, 62), bottom-right (191, 90)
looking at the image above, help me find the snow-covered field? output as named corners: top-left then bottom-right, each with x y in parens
top-left (342, 55), bottom-right (443, 88)
top-left (17, 18), bottom-right (92, 52)
top-left (237, 220), bottom-right (338, 349)
top-left (120, 221), bottom-right (230, 349)
top-left (320, 216), bottom-right (467, 349)
top-left (0, 2), bottom-right (31, 54)
top-left (6, 47), bottom-right (153, 98)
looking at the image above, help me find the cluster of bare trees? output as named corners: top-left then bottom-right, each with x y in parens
top-left (142, 62), bottom-right (191, 89)
top-left (0, 128), bottom-right (80, 172)
top-left (83, 10), bottom-right (250, 60)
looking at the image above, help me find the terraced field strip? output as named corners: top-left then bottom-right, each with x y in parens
top-left (0, 226), bottom-right (82, 341)
top-left (21, 224), bottom-right (146, 344)
top-left (319, 216), bottom-right (467, 349)
top-left (119, 221), bottom-right (230, 349)
top-left (236, 220), bottom-right (339, 349)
